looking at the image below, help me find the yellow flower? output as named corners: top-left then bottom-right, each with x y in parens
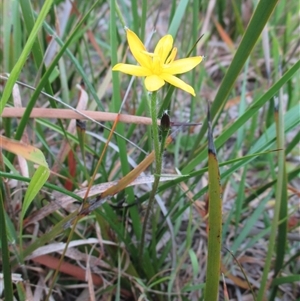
top-left (112, 28), bottom-right (203, 96)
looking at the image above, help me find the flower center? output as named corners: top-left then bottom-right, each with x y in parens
top-left (143, 51), bottom-right (163, 75)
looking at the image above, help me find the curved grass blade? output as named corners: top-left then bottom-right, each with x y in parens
top-left (189, 0), bottom-right (280, 158)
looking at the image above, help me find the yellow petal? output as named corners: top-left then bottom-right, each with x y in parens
top-left (126, 29), bottom-right (152, 69)
top-left (144, 75), bottom-right (165, 91)
top-left (166, 47), bottom-right (177, 64)
top-left (112, 63), bottom-right (152, 76)
top-left (164, 56), bottom-right (203, 75)
top-left (160, 73), bottom-right (196, 96)
top-left (154, 35), bottom-right (173, 63)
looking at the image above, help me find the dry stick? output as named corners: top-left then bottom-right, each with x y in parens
top-left (2, 107), bottom-right (199, 127)
top-left (1, 107), bottom-right (154, 125)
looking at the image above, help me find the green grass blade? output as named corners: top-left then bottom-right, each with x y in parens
top-left (205, 108), bottom-right (222, 301)
top-left (271, 275), bottom-right (300, 286)
top-left (110, 0), bottom-right (141, 241)
top-left (19, 166), bottom-right (50, 262)
top-left (230, 195), bottom-right (270, 254)
top-left (0, 187), bottom-right (14, 300)
top-left (130, 0), bottom-right (139, 35)
top-left (140, 0), bottom-right (147, 41)
top-left (3, 0), bottom-right (22, 72)
top-left (21, 166), bottom-right (50, 221)
top-left (19, 0), bottom-right (55, 111)
top-left (0, 171), bottom-right (82, 202)
top-left (0, 0), bottom-right (53, 115)
top-left (269, 89), bottom-right (289, 299)
top-left (286, 129), bottom-right (300, 155)
top-left (168, 0), bottom-right (190, 37)
top-left (257, 90), bottom-right (286, 301)
top-left (189, 0), bottom-right (280, 156)
top-left (19, 0), bottom-right (46, 70)
top-left (11, 211), bottom-right (79, 267)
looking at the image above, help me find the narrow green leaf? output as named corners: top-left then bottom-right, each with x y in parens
top-left (18, 165), bottom-right (49, 263)
top-left (257, 76), bottom-right (287, 300)
top-left (205, 107), bottom-right (222, 301)
top-left (0, 171), bottom-right (82, 202)
top-left (20, 0), bottom-right (48, 71)
top-left (21, 166), bottom-right (50, 220)
top-left (269, 107), bottom-right (289, 300)
top-left (0, 187), bottom-right (14, 300)
top-left (189, 0), bottom-right (280, 156)
top-left (168, 0), bottom-right (190, 37)
top-left (271, 275), bottom-right (300, 286)
top-left (110, 0), bottom-right (141, 244)
top-left (0, 0), bottom-right (53, 114)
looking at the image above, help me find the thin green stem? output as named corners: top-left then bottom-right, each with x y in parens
top-left (257, 94), bottom-right (285, 300)
top-left (139, 91), bottom-right (162, 259)
top-left (150, 92), bottom-right (161, 168)
top-left (114, 0), bottom-right (126, 28)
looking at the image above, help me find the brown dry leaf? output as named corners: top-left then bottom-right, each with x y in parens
top-left (86, 29), bottom-right (109, 68)
top-left (86, 252), bottom-right (96, 301)
top-left (179, 181), bottom-right (207, 218)
top-left (212, 16), bottom-right (235, 52)
top-left (224, 92), bottom-right (252, 110)
top-left (0, 135), bottom-right (48, 167)
top-left (25, 281), bottom-right (34, 301)
top-left (221, 263), bottom-right (252, 290)
top-left (31, 254), bottom-right (103, 286)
